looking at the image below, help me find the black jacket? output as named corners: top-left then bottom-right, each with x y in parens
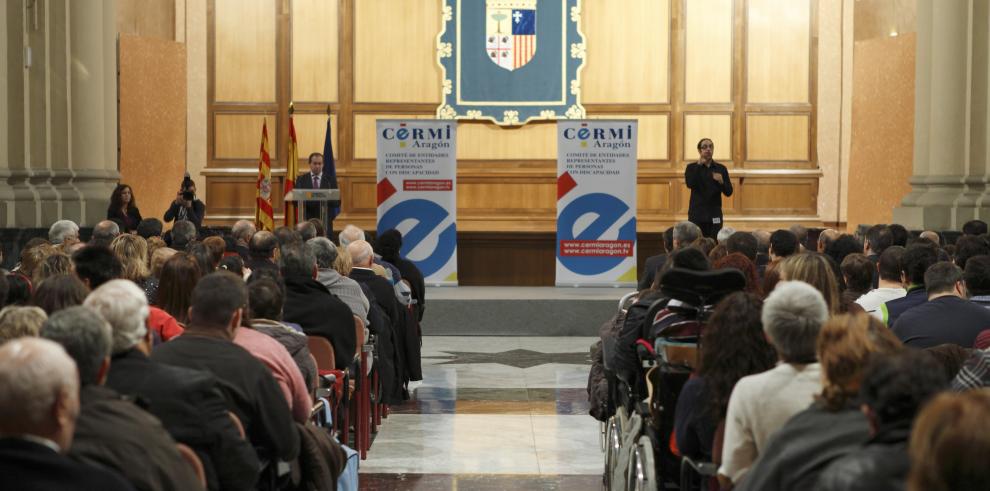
top-left (151, 334), bottom-right (300, 463)
top-left (282, 275), bottom-right (356, 370)
top-left (351, 267), bottom-right (417, 385)
top-left (892, 295), bottom-right (990, 348)
top-left (813, 423), bottom-right (911, 491)
top-left (70, 385), bottom-right (201, 491)
top-left (391, 256), bottom-right (426, 322)
top-left (105, 348), bottom-right (260, 491)
top-left (0, 437), bottom-right (134, 491)
top-left (163, 199), bottom-right (205, 229)
top-left (639, 253), bottom-right (667, 291)
top-left (107, 206), bottom-right (143, 232)
top-left (685, 161), bottom-right (732, 222)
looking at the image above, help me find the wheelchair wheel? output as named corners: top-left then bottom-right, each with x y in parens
top-left (600, 420), bottom-right (607, 453)
top-left (604, 412), bottom-right (624, 489)
top-left (630, 435), bottom-right (657, 491)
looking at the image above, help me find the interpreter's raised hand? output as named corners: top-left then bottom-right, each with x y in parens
top-left (712, 172), bottom-right (724, 184)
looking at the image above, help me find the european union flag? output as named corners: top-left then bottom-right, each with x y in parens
top-left (512, 9), bottom-right (535, 35)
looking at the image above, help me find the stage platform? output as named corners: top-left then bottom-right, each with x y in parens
top-left (423, 286), bottom-right (635, 336)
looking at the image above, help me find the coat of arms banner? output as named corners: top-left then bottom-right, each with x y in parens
top-left (437, 0), bottom-right (586, 126)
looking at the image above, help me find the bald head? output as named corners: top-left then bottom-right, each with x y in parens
top-left (91, 220), bottom-right (120, 244)
top-left (818, 228), bottom-right (840, 253)
top-left (920, 230), bottom-right (941, 245)
top-left (249, 231), bottom-right (278, 260)
top-left (347, 240), bottom-right (374, 268)
top-left (0, 337), bottom-right (79, 450)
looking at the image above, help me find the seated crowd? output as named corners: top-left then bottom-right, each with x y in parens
top-left (599, 220), bottom-right (990, 490)
top-left (0, 217), bottom-right (425, 490)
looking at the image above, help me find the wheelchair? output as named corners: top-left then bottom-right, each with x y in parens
top-left (602, 267), bottom-right (745, 490)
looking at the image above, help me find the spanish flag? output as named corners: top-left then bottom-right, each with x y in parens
top-left (255, 120), bottom-right (275, 232)
top-left (284, 115), bottom-right (299, 226)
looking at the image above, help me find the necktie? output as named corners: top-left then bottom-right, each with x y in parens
top-left (313, 174), bottom-right (320, 188)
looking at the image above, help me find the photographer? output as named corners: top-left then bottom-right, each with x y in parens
top-left (164, 174), bottom-right (205, 230)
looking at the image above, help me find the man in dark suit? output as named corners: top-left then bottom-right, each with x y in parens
top-left (294, 152), bottom-right (337, 230)
top-left (86, 279), bottom-right (260, 491)
top-left (0, 338), bottom-right (133, 491)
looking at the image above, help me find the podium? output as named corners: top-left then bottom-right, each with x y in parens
top-left (285, 188), bottom-right (341, 235)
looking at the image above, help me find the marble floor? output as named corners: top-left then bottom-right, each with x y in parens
top-left (359, 336), bottom-right (603, 490)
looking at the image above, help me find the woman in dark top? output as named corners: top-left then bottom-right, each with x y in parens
top-left (107, 184), bottom-right (142, 232)
top-left (674, 292), bottom-right (776, 460)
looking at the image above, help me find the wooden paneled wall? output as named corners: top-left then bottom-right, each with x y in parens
top-left (206, 0), bottom-right (820, 231)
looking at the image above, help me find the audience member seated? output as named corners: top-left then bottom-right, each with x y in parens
top-left (235, 282), bottom-right (313, 424)
top-left (725, 231), bottom-right (759, 264)
top-left (109, 234), bottom-right (155, 302)
top-left (610, 247), bottom-right (709, 387)
top-left (718, 281), bottom-right (827, 487)
top-left (230, 220), bottom-right (256, 261)
top-left (736, 313), bottom-right (903, 491)
top-left (762, 229), bottom-right (799, 292)
top-left (777, 253), bottom-right (841, 314)
top-left (888, 223), bottom-right (909, 247)
top-left (169, 220), bottom-right (197, 251)
top-left (907, 390), bottom-right (990, 490)
top-left (923, 344), bottom-right (974, 383)
top-left (247, 230), bottom-right (280, 275)
top-left (950, 349), bottom-right (990, 391)
top-left (89, 220), bottom-right (120, 248)
top-left (708, 243), bottom-right (728, 263)
top-left (790, 224), bottom-right (808, 252)
top-left (154, 252), bottom-right (201, 327)
top-left (6, 272), bottom-right (32, 306)
top-left (274, 226), bottom-right (303, 248)
top-left (87, 279), bottom-right (259, 490)
top-left (376, 228), bottom-right (426, 322)
top-left (817, 228), bottom-right (840, 254)
top-left (892, 261), bottom-right (990, 348)
top-left (136, 217), bottom-right (164, 240)
top-left (72, 246), bottom-right (122, 290)
top-left (919, 229), bottom-right (941, 245)
top-left (0, 338), bottom-right (132, 491)
top-left (151, 272), bottom-right (300, 465)
top-left (41, 306), bottom-right (199, 491)
top-left (0, 305), bottom-right (46, 345)
top-left (713, 253), bottom-right (761, 296)
top-left (815, 349), bottom-right (946, 491)
top-left (48, 219), bottom-right (81, 248)
top-left (188, 242), bottom-right (216, 275)
top-left (856, 246), bottom-right (906, 318)
top-left (824, 234), bottom-right (863, 272)
top-left (341, 224), bottom-right (402, 286)
top-left (296, 220), bottom-right (318, 242)
top-left (307, 237), bottom-right (370, 325)
top-left (640, 222), bottom-right (699, 290)
top-left (33, 252), bottom-right (73, 285)
top-left (963, 254), bottom-right (990, 308)
top-left (839, 253), bottom-right (873, 312)
top-left (716, 226), bottom-right (735, 244)
top-left (863, 224), bottom-right (893, 264)
top-left (280, 243), bottom-right (356, 371)
top-left (953, 234), bottom-right (990, 270)
top-left (247, 278), bottom-right (317, 393)
top-left (674, 292), bottom-right (775, 460)
top-left (19, 242), bottom-right (56, 279)
top-left (31, 274), bottom-right (87, 315)
top-left (962, 219), bottom-right (989, 236)
top-left (219, 255), bottom-right (246, 278)
top-left (880, 242), bottom-right (938, 326)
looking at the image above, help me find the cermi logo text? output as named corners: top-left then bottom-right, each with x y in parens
top-left (562, 123), bottom-right (634, 149)
top-left (382, 123), bottom-right (453, 150)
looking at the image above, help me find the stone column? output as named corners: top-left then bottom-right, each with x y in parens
top-left (0, 0), bottom-right (118, 228)
top-left (893, 0), bottom-right (990, 229)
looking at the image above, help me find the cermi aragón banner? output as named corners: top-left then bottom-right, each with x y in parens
top-left (555, 120), bottom-right (638, 287)
top-left (376, 120), bottom-right (458, 285)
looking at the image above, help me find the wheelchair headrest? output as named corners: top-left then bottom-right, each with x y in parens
top-left (658, 267), bottom-right (747, 306)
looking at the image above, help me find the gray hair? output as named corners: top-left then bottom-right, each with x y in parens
top-left (40, 306), bottom-right (112, 385)
top-left (231, 220), bottom-right (256, 243)
top-left (761, 281), bottom-right (828, 363)
top-left (306, 237), bottom-right (338, 269)
top-left (339, 224), bottom-right (365, 248)
top-left (716, 226), bottom-right (736, 244)
top-left (171, 220), bottom-right (197, 249)
top-left (279, 243), bottom-right (317, 278)
top-left (0, 306), bottom-right (48, 345)
top-left (347, 240), bottom-right (374, 267)
top-left (48, 220), bottom-right (79, 245)
top-left (673, 221), bottom-right (701, 248)
top-left (0, 338), bottom-right (78, 432)
top-left (92, 220), bottom-right (120, 242)
top-left (83, 280), bottom-right (149, 354)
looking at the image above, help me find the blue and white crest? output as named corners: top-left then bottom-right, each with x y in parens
top-left (437, 0), bottom-right (585, 126)
top-left (485, 0), bottom-right (537, 71)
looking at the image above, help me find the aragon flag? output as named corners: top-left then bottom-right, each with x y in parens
top-left (255, 120), bottom-right (275, 232)
top-left (284, 115), bottom-right (299, 226)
